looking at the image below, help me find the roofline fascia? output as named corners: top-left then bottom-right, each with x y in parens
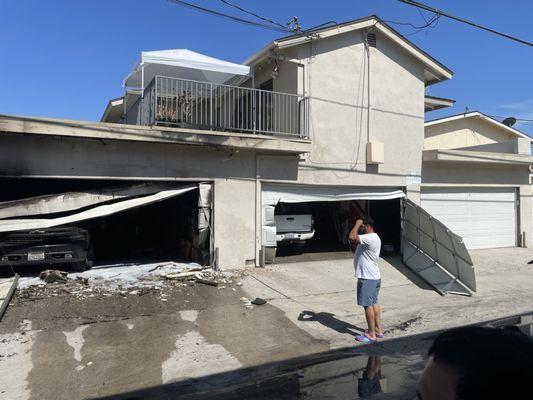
top-left (423, 149), bottom-right (533, 165)
top-left (425, 112), bottom-right (533, 142)
top-left (100, 97), bottom-right (124, 123)
top-left (244, 16), bottom-right (453, 83)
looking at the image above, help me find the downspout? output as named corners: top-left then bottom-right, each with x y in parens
top-left (251, 66), bottom-right (256, 134)
top-left (140, 62), bottom-right (144, 124)
top-left (255, 154), bottom-right (262, 267)
top-left (363, 29), bottom-right (372, 143)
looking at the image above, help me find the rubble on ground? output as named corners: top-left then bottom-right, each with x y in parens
top-left (15, 261), bottom-right (248, 302)
top-left (39, 270), bottom-right (68, 284)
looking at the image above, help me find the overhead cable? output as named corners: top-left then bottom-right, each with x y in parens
top-left (398, 0), bottom-right (533, 47)
top-left (218, 0), bottom-right (288, 30)
top-left (166, 0), bottom-right (291, 33)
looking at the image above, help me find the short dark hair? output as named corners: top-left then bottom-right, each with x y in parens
top-left (362, 215), bottom-right (375, 227)
top-left (428, 326), bottom-right (533, 399)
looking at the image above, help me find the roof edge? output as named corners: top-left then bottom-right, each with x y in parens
top-left (425, 111), bottom-right (533, 141)
top-left (244, 15), bottom-right (452, 84)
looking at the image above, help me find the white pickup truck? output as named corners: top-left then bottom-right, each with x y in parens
top-left (275, 214), bottom-right (315, 244)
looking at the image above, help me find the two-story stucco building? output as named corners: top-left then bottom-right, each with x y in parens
top-left (1, 16), bottom-right (513, 295)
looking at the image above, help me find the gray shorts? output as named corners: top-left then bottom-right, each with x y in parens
top-left (357, 278), bottom-right (381, 307)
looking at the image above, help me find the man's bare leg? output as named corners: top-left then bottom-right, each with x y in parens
top-left (373, 304), bottom-right (382, 336)
top-left (364, 306), bottom-right (376, 339)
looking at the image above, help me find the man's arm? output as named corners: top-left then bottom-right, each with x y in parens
top-left (349, 219), bottom-right (364, 244)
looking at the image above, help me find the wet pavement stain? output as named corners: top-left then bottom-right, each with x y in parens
top-left (197, 300), bottom-right (330, 367)
top-left (27, 314), bottom-right (189, 400)
top-left (28, 330), bottom-right (79, 400)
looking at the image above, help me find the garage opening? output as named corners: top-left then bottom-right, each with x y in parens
top-left (262, 184), bottom-right (477, 296)
top-left (0, 178), bottom-right (212, 272)
top-left (273, 199), bottom-right (402, 261)
top-left (262, 184), bottom-right (405, 263)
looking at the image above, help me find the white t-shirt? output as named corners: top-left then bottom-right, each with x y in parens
top-left (353, 233), bottom-right (381, 280)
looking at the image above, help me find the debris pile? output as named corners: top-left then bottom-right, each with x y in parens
top-left (39, 270), bottom-right (68, 284)
top-left (15, 261), bottom-right (249, 303)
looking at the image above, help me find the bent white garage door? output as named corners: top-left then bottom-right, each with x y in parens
top-left (421, 188), bottom-right (516, 249)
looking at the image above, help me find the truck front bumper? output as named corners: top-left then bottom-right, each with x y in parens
top-left (276, 230), bottom-right (315, 243)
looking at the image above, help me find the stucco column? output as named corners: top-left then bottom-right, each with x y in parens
top-left (518, 185), bottom-right (533, 247)
top-left (213, 178), bottom-right (257, 269)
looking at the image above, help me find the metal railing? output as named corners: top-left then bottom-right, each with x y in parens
top-left (135, 76), bottom-right (309, 138)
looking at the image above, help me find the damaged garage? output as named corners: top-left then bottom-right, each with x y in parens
top-left (0, 179), bottom-right (213, 271)
top-left (261, 183), bottom-right (477, 296)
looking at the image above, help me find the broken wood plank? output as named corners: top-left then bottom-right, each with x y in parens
top-left (0, 274), bottom-right (19, 321)
top-left (196, 278), bottom-right (219, 287)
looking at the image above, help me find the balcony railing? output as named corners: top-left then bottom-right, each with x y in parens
top-left (131, 76), bottom-right (309, 138)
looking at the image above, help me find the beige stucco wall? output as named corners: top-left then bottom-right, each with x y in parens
top-left (253, 30), bottom-right (426, 192)
top-left (422, 162), bottom-right (530, 186)
top-left (213, 178), bottom-right (257, 268)
top-left (518, 184), bottom-right (533, 247)
top-left (424, 117), bottom-right (516, 150)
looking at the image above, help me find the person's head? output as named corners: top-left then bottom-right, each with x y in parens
top-left (417, 326), bottom-right (533, 400)
top-left (359, 215), bottom-right (375, 234)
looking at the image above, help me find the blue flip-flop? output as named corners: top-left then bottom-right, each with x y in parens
top-left (365, 330), bottom-right (384, 339)
top-left (355, 334), bottom-right (377, 343)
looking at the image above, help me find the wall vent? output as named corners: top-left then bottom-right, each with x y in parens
top-left (366, 32), bottom-right (377, 47)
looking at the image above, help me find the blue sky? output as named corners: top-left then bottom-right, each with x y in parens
top-left (0, 0), bottom-right (532, 134)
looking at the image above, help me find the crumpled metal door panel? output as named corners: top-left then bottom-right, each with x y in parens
top-left (401, 199), bottom-right (476, 296)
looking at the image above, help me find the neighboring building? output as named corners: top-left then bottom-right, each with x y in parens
top-left (422, 111), bottom-right (533, 249)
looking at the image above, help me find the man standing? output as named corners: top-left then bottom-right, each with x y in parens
top-left (349, 216), bottom-right (383, 343)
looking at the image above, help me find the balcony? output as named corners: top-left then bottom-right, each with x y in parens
top-left (126, 76), bottom-right (309, 139)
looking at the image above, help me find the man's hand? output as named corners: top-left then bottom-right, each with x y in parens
top-left (348, 218), bottom-right (364, 244)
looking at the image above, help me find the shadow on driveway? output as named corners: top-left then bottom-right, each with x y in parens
top-left (298, 310), bottom-right (366, 337)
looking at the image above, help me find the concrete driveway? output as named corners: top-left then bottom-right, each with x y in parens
top-left (244, 247), bottom-right (533, 348)
top-left (0, 248), bottom-right (531, 399)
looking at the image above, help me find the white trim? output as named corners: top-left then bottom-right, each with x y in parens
top-left (423, 149), bottom-right (533, 165)
top-left (262, 184), bottom-right (405, 205)
top-left (425, 112), bottom-right (533, 142)
top-left (421, 183), bottom-right (522, 188)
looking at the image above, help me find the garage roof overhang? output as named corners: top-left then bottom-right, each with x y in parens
top-left (423, 149), bottom-right (533, 165)
top-left (101, 97), bottom-right (124, 123)
top-left (0, 114), bottom-right (311, 155)
top-left (424, 95), bottom-right (455, 112)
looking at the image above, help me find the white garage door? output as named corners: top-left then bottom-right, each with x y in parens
top-left (421, 188), bottom-right (517, 250)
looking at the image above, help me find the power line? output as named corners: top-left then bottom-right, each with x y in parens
top-left (165, 0), bottom-right (291, 34)
top-left (489, 115), bottom-right (533, 123)
top-left (383, 15), bottom-right (438, 30)
top-left (217, 0), bottom-right (288, 30)
top-left (398, 0), bottom-right (533, 47)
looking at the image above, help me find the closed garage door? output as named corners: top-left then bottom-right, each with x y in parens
top-left (421, 188), bottom-right (516, 249)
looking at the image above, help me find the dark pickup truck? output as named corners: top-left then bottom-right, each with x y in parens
top-left (0, 227), bottom-right (93, 271)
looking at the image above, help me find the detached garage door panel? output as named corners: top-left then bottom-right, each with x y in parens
top-left (421, 188), bottom-right (516, 249)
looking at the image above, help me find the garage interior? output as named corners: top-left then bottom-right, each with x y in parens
top-left (0, 178), bottom-right (212, 271)
top-left (273, 198), bottom-right (402, 262)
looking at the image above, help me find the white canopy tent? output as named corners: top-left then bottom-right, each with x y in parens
top-left (123, 49), bottom-right (251, 92)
